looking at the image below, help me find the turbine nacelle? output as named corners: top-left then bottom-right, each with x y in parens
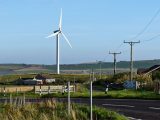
top-left (54, 30), bottom-right (60, 33)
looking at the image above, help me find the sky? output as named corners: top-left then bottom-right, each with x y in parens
top-left (0, 0), bottom-right (160, 64)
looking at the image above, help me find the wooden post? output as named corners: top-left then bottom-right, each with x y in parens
top-left (3, 86), bottom-right (6, 97)
top-left (40, 85), bottom-right (42, 96)
top-left (48, 86), bottom-right (50, 94)
top-left (34, 86), bottom-right (36, 94)
top-left (23, 93), bottom-right (25, 105)
top-left (10, 94), bottom-right (12, 105)
top-left (16, 88), bottom-right (18, 95)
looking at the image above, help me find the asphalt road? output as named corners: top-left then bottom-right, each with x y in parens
top-left (0, 98), bottom-right (160, 120)
top-left (68, 98), bottom-right (160, 120)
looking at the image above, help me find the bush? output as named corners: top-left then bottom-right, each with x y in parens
top-left (106, 73), bottom-right (130, 84)
top-left (153, 71), bottom-right (160, 80)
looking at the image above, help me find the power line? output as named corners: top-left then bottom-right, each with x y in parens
top-left (129, 8), bottom-right (160, 40)
top-left (115, 43), bottom-right (124, 51)
top-left (121, 49), bottom-right (128, 53)
top-left (142, 33), bottom-right (160, 42)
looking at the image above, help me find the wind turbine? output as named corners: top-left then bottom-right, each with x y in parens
top-left (46, 9), bottom-right (72, 74)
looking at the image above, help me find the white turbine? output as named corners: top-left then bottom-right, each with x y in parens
top-left (46, 9), bottom-right (72, 74)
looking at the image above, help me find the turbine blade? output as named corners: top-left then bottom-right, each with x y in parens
top-left (46, 32), bottom-right (59, 38)
top-left (59, 8), bottom-right (62, 30)
top-left (62, 32), bottom-right (72, 48)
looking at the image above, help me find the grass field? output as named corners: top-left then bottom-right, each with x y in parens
top-left (0, 101), bottom-right (128, 120)
top-left (0, 88), bottom-right (159, 100)
top-left (42, 89), bottom-right (160, 100)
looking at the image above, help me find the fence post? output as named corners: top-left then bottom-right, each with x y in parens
top-left (3, 86), bottom-right (6, 97)
top-left (23, 93), bottom-right (25, 105)
top-left (10, 93), bottom-right (12, 105)
top-left (74, 76), bottom-right (76, 92)
top-left (48, 85), bottom-right (50, 94)
top-left (34, 85), bottom-right (36, 94)
top-left (16, 88), bottom-right (18, 95)
top-left (40, 85), bottom-right (42, 96)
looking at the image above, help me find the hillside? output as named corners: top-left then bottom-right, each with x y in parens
top-left (0, 59), bottom-right (159, 74)
top-left (45, 59), bottom-right (160, 70)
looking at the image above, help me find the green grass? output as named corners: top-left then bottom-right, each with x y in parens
top-left (0, 88), bottom-right (159, 100)
top-left (42, 90), bottom-right (160, 100)
top-left (0, 92), bottom-right (39, 98)
top-left (0, 101), bottom-right (128, 120)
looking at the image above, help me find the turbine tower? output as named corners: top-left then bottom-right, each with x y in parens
top-left (46, 9), bottom-right (72, 74)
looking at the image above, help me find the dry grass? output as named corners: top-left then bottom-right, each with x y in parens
top-left (0, 100), bottom-right (128, 120)
top-left (0, 86), bottom-right (33, 93)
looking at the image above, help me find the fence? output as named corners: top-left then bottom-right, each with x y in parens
top-left (154, 80), bottom-right (160, 94)
top-left (0, 85), bottom-right (75, 94)
top-left (34, 85), bottom-right (75, 94)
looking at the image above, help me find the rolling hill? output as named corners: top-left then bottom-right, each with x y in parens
top-left (0, 59), bottom-right (159, 72)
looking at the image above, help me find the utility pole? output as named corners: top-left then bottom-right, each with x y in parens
top-left (68, 81), bottom-right (70, 115)
top-left (109, 52), bottom-right (121, 75)
top-left (124, 40), bottom-right (140, 81)
top-left (90, 69), bottom-right (94, 120)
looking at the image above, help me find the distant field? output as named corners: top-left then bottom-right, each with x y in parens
top-left (14, 66), bottom-right (54, 74)
top-left (14, 66), bottom-right (48, 72)
top-left (0, 68), bottom-right (132, 75)
top-left (0, 59), bottom-right (159, 75)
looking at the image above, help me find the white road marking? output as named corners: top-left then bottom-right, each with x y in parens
top-left (149, 107), bottom-right (160, 110)
top-left (128, 116), bottom-right (142, 120)
top-left (102, 103), bottom-right (135, 108)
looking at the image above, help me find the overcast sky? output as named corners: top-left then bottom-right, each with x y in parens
top-left (0, 0), bottom-right (160, 64)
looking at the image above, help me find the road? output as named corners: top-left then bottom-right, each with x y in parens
top-left (68, 98), bottom-right (160, 120)
top-left (0, 98), bottom-right (160, 120)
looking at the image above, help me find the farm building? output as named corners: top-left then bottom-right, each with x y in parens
top-left (154, 80), bottom-right (160, 94)
top-left (137, 65), bottom-right (160, 94)
top-left (23, 78), bottom-right (43, 85)
top-left (35, 74), bottom-right (55, 84)
top-left (17, 77), bottom-right (43, 85)
top-left (16, 74), bottom-right (55, 85)
top-left (137, 65), bottom-right (160, 76)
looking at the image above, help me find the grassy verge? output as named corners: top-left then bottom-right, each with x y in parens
top-left (0, 101), bottom-right (128, 120)
top-left (42, 90), bottom-right (160, 100)
top-left (0, 92), bottom-right (39, 98)
top-left (0, 89), bottom-right (159, 100)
